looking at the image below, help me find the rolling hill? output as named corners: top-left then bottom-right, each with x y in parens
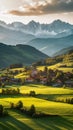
top-left (0, 43), bottom-right (48, 68)
top-left (33, 46), bottom-right (73, 67)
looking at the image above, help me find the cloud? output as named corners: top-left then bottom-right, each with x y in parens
top-left (4, 0), bottom-right (73, 16)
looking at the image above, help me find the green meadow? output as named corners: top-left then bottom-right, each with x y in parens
top-left (0, 84), bottom-right (73, 130)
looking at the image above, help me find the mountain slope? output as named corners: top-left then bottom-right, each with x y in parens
top-left (53, 46), bottom-right (73, 56)
top-left (0, 43), bottom-right (48, 68)
top-left (27, 35), bottom-right (73, 56)
top-left (0, 25), bottom-right (35, 45)
top-left (34, 47), bottom-right (73, 67)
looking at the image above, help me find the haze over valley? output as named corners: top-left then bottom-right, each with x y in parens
top-left (0, 19), bottom-right (73, 56)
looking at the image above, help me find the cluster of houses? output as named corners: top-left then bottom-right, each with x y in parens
top-left (0, 66), bottom-right (73, 88)
top-left (25, 67), bottom-right (73, 87)
top-left (0, 75), bottom-right (21, 87)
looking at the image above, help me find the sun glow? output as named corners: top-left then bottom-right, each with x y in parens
top-left (48, 0), bottom-right (52, 4)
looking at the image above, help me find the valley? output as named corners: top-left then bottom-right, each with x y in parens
top-left (0, 56), bottom-right (73, 129)
top-left (0, 19), bottom-right (73, 130)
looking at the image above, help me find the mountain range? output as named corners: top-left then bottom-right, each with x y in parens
top-left (0, 43), bottom-right (48, 68)
top-left (0, 19), bottom-right (73, 56)
top-left (1, 19), bottom-right (73, 38)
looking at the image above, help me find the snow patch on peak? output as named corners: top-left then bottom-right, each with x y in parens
top-left (35, 30), bottom-right (57, 38)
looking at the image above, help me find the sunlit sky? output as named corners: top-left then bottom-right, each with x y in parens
top-left (0, 0), bottom-right (73, 24)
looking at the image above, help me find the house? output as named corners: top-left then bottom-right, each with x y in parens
top-left (25, 78), bottom-right (34, 83)
top-left (52, 79), bottom-right (63, 87)
top-left (31, 69), bottom-right (38, 78)
top-left (40, 77), bottom-right (47, 84)
top-left (65, 80), bottom-right (73, 87)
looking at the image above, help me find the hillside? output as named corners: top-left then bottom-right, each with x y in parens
top-left (53, 46), bottom-right (73, 56)
top-left (0, 43), bottom-right (48, 68)
top-left (27, 35), bottom-right (73, 56)
top-left (0, 25), bottom-right (35, 45)
top-left (33, 47), bottom-right (73, 67)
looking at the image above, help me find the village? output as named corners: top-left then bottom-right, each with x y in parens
top-left (0, 66), bottom-right (73, 88)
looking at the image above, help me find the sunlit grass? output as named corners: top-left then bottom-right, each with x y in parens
top-left (38, 63), bottom-right (73, 72)
top-left (10, 68), bottom-right (25, 72)
top-left (0, 83), bottom-right (73, 115)
top-left (0, 84), bottom-right (73, 130)
top-left (20, 85), bottom-right (73, 95)
top-left (0, 97), bottom-right (73, 115)
top-left (14, 72), bottom-right (29, 79)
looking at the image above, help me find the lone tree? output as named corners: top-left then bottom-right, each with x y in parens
top-left (16, 101), bottom-right (23, 110)
top-left (0, 105), bottom-right (3, 116)
top-left (29, 104), bottom-right (36, 116)
top-left (29, 91), bottom-right (36, 97)
top-left (17, 88), bottom-right (20, 94)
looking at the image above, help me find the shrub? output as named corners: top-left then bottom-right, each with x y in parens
top-left (70, 98), bottom-right (73, 104)
top-left (3, 110), bottom-right (8, 116)
top-left (29, 105), bottom-right (36, 116)
top-left (0, 105), bottom-right (8, 117)
top-left (10, 103), bottom-right (14, 109)
top-left (16, 101), bottom-right (23, 110)
top-left (0, 105), bottom-right (3, 116)
top-left (17, 88), bottom-right (20, 94)
top-left (29, 91), bottom-right (36, 97)
top-left (1, 88), bottom-right (20, 95)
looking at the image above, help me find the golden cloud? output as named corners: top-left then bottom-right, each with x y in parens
top-left (8, 0), bottom-right (73, 16)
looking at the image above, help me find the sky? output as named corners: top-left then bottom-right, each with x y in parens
top-left (0, 0), bottom-right (73, 24)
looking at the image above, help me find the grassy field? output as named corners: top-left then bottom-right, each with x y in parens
top-left (14, 72), bottom-right (29, 79)
top-left (0, 84), bottom-right (73, 130)
top-left (0, 110), bottom-right (73, 130)
top-left (38, 65), bottom-right (73, 72)
top-left (0, 111), bottom-right (73, 130)
top-left (10, 68), bottom-right (25, 71)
